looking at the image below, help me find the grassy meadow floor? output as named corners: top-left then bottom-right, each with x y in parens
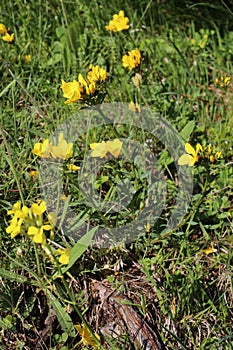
top-left (0, 1), bottom-right (233, 349)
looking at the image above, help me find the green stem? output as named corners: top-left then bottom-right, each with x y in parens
top-left (50, 247), bottom-right (105, 349)
top-left (0, 126), bottom-right (25, 204)
top-left (60, 0), bottom-right (76, 57)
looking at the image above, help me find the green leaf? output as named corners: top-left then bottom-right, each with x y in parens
top-left (0, 268), bottom-right (27, 283)
top-left (61, 227), bottom-right (97, 273)
top-left (180, 120), bottom-right (195, 140)
top-left (94, 175), bottom-right (109, 189)
top-left (47, 291), bottom-right (75, 337)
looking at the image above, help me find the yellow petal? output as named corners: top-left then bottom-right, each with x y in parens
top-left (106, 139), bottom-right (122, 157)
top-left (201, 247), bottom-right (217, 255)
top-left (75, 323), bottom-right (100, 347)
top-left (185, 143), bottom-right (196, 157)
top-left (178, 154), bottom-right (193, 166)
top-left (90, 141), bottom-right (107, 158)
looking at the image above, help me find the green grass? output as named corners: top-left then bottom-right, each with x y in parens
top-left (0, 0), bottom-right (233, 349)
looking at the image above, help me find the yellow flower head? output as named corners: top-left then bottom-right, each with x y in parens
top-left (51, 133), bottom-right (73, 160)
top-left (7, 201), bottom-right (29, 219)
top-left (78, 73), bottom-right (96, 95)
top-left (60, 79), bottom-right (83, 104)
top-left (67, 164), bottom-right (80, 171)
top-left (29, 170), bottom-right (38, 178)
top-left (6, 216), bottom-right (24, 239)
top-left (32, 138), bottom-right (53, 158)
top-left (27, 226), bottom-right (46, 245)
top-left (214, 76), bottom-right (231, 87)
top-left (24, 54), bottom-right (31, 63)
top-left (129, 101), bottom-right (141, 113)
top-left (105, 10), bottom-right (129, 32)
top-left (2, 32), bottom-right (14, 42)
top-left (87, 64), bottom-right (107, 83)
top-left (55, 247), bottom-right (70, 265)
top-left (31, 200), bottom-right (47, 216)
top-left (122, 48), bottom-right (141, 71)
top-left (0, 23), bottom-right (7, 34)
top-left (90, 139), bottom-right (122, 158)
top-left (201, 247), bottom-right (217, 255)
top-left (75, 323), bottom-right (100, 348)
top-left (178, 143), bottom-right (202, 166)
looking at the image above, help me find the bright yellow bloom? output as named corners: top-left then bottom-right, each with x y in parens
top-left (0, 23), bottom-right (7, 34)
top-left (7, 201), bottom-right (29, 219)
top-left (75, 323), bottom-right (100, 348)
top-left (29, 170), bottom-right (38, 178)
top-left (24, 54), bottom-right (31, 63)
top-left (31, 200), bottom-right (47, 215)
top-left (129, 101), bottom-right (141, 113)
top-left (60, 79), bottom-right (83, 104)
top-left (6, 216), bottom-right (24, 239)
top-left (78, 73), bottom-right (96, 95)
top-left (87, 64), bottom-right (107, 83)
top-left (32, 138), bottom-right (53, 158)
top-left (90, 141), bottom-right (107, 158)
top-left (67, 164), bottom-right (80, 171)
top-left (90, 139), bottom-right (122, 158)
top-left (51, 133), bottom-right (73, 160)
top-left (2, 32), bottom-right (14, 42)
top-left (27, 226), bottom-right (47, 245)
top-left (105, 10), bottom-right (129, 32)
top-left (201, 247), bottom-right (217, 255)
top-left (122, 48), bottom-right (141, 71)
top-left (178, 143), bottom-right (203, 166)
top-left (55, 247), bottom-right (70, 265)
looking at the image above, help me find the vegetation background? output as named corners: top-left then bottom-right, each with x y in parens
top-left (0, 0), bottom-right (232, 349)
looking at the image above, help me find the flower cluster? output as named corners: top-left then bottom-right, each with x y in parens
top-left (61, 65), bottom-right (107, 104)
top-left (178, 143), bottom-right (221, 166)
top-left (0, 23), bottom-right (14, 42)
top-left (214, 76), bottom-right (231, 88)
top-left (90, 139), bottom-right (123, 158)
top-left (122, 48), bottom-right (141, 71)
top-left (105, 10), bottom-right (129, 32)
top-left (6, 200), bottom-right (70, 265)
top-left (32, 133), bottom-right (73, 159)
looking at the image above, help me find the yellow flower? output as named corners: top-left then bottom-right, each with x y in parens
top-left (201, 247), bottom-right (217, 255)
top-left (78, 73), bottom-right (96, 95)
top-left (90, 141), bottom-right (107, 158)
top-left (24, 54), bottom-right (31, 63)
top-left (51, 133), bottom-right (73, 160)
top-left (215, 76), bottom-right (231, 87)
top-left (29, 170), bottom-right (38, 178)
top-left (67, 164), bottom-right (80, 171)
top-left (129, 101), bottom-right (141, 113)
top-left (87, 65), bottom-right (107, 83)
top-left (90, 139), bottom-right (122, 158)
top-left (55, 247), bottom-right (70, 265)
top-left (106, 139), bottom-right (122, 157)
top-left (0, 23), bottom-right (7, 34)
top-left (2, 32), bottom-right (14, 42)
top-left (6, 216), bottom-right (24, 239)
top-left (32, 138), bottom-right (53, 158)
top-left (60, 79), bottom-right (83, 104)
top-left (178, 143), bottom-right (203, 166)
top-left (75, 323), bottom-right (100, 348)
top-left (7, 201), bottom-right (29, 219)
top-left (105, 10), bottom-right (129, 32)
top-left (31, 200), bottom-right (47, 215)
top-left (27, 226), bottom-right (47, 245)
top-left (122, 48), bottom-right (141, 71)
